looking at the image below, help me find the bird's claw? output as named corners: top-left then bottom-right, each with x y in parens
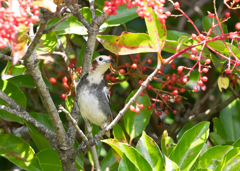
top-left (77, 142), bottom-right (87, 155)
top-left (93, 134), bottom-right (99, 146)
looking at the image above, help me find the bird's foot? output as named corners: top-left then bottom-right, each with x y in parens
top-left (77, 142), bottom-right (87, 155)
top-left (92, 134), bottom-right (100, 146)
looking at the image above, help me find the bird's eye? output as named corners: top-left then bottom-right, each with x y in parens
top-left (99, 57), bottom-right (103, 61)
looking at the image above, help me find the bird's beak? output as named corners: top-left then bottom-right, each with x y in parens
top-left (105, 59), bottom-right (115, 63)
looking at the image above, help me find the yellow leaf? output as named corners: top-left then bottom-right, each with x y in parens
top-left (218, 76), bottom-right (229, 92)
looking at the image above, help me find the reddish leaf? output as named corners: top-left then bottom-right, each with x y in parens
top-left (97, 32), bottom-right (157, 55)
top-left (12, 24), bottom-right (29, 65)
top-left (32, 0), bottom-right (57, 13)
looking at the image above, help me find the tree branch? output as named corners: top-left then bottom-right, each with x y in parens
top-left (89, 0), bottom-right (96, 19)
top-left (0, 53), bottom-right (24, 65)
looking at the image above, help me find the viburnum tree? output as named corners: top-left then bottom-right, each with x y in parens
top-left (0, 0), bottom-right (240, 170)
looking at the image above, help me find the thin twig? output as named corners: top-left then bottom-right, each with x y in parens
top-left (0, 53), bottom-right (24, 65)
top-left (89, 0), bottom-right (96, 19)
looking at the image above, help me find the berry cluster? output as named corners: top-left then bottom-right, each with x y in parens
top-left (0, 0), bottom-right (40, 49)
top-left (103, 0), bottom-right (178, 23)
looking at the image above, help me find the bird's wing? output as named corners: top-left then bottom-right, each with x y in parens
top-left (103, 82), bottom-right (113, 121)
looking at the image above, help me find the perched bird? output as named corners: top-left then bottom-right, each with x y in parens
top-left (76, 55), bottom-right (114, 137)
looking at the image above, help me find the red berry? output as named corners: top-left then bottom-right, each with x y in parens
top-left (105, 74), bottom-right (110, 80)
top-left (180, 87), bottom-right (185, 93)
top-left (110, 76), bottom-right (116, 81)
top-left (147, 59), bottom-right (152, 64)
top-left (139, 104), bottom-right (145, 109)
top-left (135, 54), bottom-right (140, 59)
top-left (133, 58), bottom-right (138, 63)
top-left (70, 58), bottom-right (77, 65)
top-left (34, 10), bottom-right (40, 16)
top-left (191, 34), bottom-right (197, 39)
top-left (193, 86), bottom-right (198, 92)
top-left (140, 92), bottom-right (144, 96)
top-left (170, 62), bottom-right (176, 69)
top-left (139, 80), bottom-right (143, 85)
top-left (172, 110), bottom-right (177, 115)
top-left (235, 22), bottom-right (240, 30)
top-left (147, 84), bottom-right (152, 89)
top-left (132, 63), bottom-right (137, 69)
top-left (174, 2), bottom-right (180, 8)
top-left (197, 80), bottom-right (203, 86)
top-left (234, 0), bottom-right (240, 2)
top-left (33, 5), bottom-right (39, 11)
top-left (208, 13), bottom-right (214, 18)
top-left (176, 96), bottom-right (182, 103)
top-left (142, 66), bottom-right (147, 71)
top-left (62, 76), bottom-right (68, 83)
top-left (119, 69), bottom-right (125, 74)
top-left (202, 76), bottom-right (208, 82)
top-left (164, 109), bottom-right (169, 114)
top-left (30, 16), bottom-right (39, 23)
top-left (182, 77), bottom-right (188, 84)
top-left (130, 105), bottom-right (135, 112)
top-left (124, 63), bottom-right (129, 67)
top-left (135, 107), bottom-right (140, 113)
top-left (191, 48), bottom-right (197, 53)
top-left (190, 54), bottom-right (196, 60)
top-left (147, 105), bottom-right (152, 110)
top-left (76, 67), bottom-right (82, 72)
top-left (157, 111), bottom-right (162, 116)
top-left (62, 82), bottom-right (68, 88)
top-left (236, 60), bottom-right (240, 66)
top-left (151, 103), bottom-right (156, 108)
top-left (60, 94), bottom-right (66, 99)
top-left (225, 68), bottom-right (231, 74)
top-left (68, 64), bottom-right (74, 69)
top-left (164, 95), bottom-right (169, 101)
top-left (172, 90), bottom-right (178, 96)
top-left (49, 77), bottom-right (57, 85)
top-left (205, 59), bottom-right (211, 64)
top-left (165, 11), bottom-right (171, 17)
top-left (225, 12), bottom-right (230, 18)
top-left (177, 66), bottom-right (184, 72)
top-left (199, 34), bottom-right (205, 40)
top-left (202, 68), bottom-right (208, 73)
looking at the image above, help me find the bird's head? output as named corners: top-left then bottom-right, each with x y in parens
top-left (90, 55), bottom-right (115, 75)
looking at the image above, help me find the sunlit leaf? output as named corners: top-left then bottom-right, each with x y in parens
top-left (218, 76), bottom-right (229, 92)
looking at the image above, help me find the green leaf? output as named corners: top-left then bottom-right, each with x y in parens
top-left (161, 130), bottom-right (176, 157)
top-left (194, 169), bottom-right (213, 171)
top-left (136, 132), bottom-right (164, 171)
top-left (47, 8), bottom-right (107, 35)
top-left (118, 154), bottom-right (139, 171)
top-left (199, 145), bottom-right (233, 169)
top-left (102, 139), bottom-right (123, 158)
top-left (233, 138), bottom-right (240, 148)
top-left (37, 149), bottom-right (62, 171)
top-left (177, 121), bottom-right (195, 141)
top-left (36, 31), bottom-right (57, 54)
top-left (164, 155), bottom-right (180, 171)
top-left (124, 89), bottom-right (152, 141)
top-left (220, 93), bottom-right (240, 141)
top-left (0, 134), bottom-right (42, 171)
top-left (65, 96), bottom-right (74, 113)
top-left (29, 112), bottom-right (55, 131)
top-left (202, 16), bottom-right (228, 37)
top-left (212, 117), bottom-right (227, 140)
top-left (97, 32), bottom-right (157, 55)
top-left (215, 147), bottom-right (240, 171)
top-left (43, 77), bottom-right (53, 91)
top-left (2, 61), bottom-right (26, 77)
top-left (107, 5), bottom-right (138, 26)
top-left (101, 149), bottom-right (119, 171)
top-left (209, 132), bottom-right (228, 145)
top-left (113, 123), bottom-right (127, 143)
top-left (169, 121), bottom-right (210, 171)
top-left (144, 1), bottom-right (166, 52)
top-left (0, 80), bottom-right (26, 124)
top-left (7, 74), bottom-right (35, 88)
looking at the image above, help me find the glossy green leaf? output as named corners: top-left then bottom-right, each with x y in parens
top-left (194, 169), bottom-right (212, 171)
top-left (177, 121), bottom-right (195, 141)
top-left (43, 77), bottom-right (53, 91)
top-left (233, 138), bottom-right (240, 148)
top-left (65, 96), bottom-right (74, 113)
top-left (0, 80), bottom-right (25, 124)
top-left (113, 123), bottom-right (127, 143)
top-left (2, 61), bottom-right (26, 78)
top-left (26, 123), bottom-right (52, 150)
top-left (212, 117), bottom-right (227, 140)
top-left (7, 74), bottom-right (35, 88)
top-left (202, 16), bottom-right (228, 37)
top-left (29, 112), bottom-right (55, 132)
top-left (101, 149), bottom-right (119, 171)
top-left (164, 155), bottom-right (180, 171)
top-left (136, 131), bottom-right (164, 171)
top-left (36, 31), bottom-right (57, 54)
top-left (124, 89), bottom-right (152, 141)
top-left (0, 134), bottom-right (42, 171)
top-left (103, 139), bottom-right (152, 170)
top-left (169, 121), bottom-right (210, 171)
top-left (161, 130), bottom-right (176, 157)
top-left (144, 1), bottom-right (166, 52)
top-left (37, 149), bottom-right (62, 171)
top-left (199, 145), bottom-right (233, 169)
top-left (46, 8), bottom-right (107, 35)
top-left (118, 154), bottom-right (139, 171)
top-left (97, 32), bottom-right (157, 55)
top-left (107, 5), bottom-right (138, 26)
top-left (220, 93), bottom-right (240, 141)
top-left (209, 132), bottom-right (228, 145)
top-left (215, 147), bottom-right (240, 171)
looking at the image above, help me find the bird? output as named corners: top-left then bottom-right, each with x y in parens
top-left (76, 55), bottom-right (114, 138)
